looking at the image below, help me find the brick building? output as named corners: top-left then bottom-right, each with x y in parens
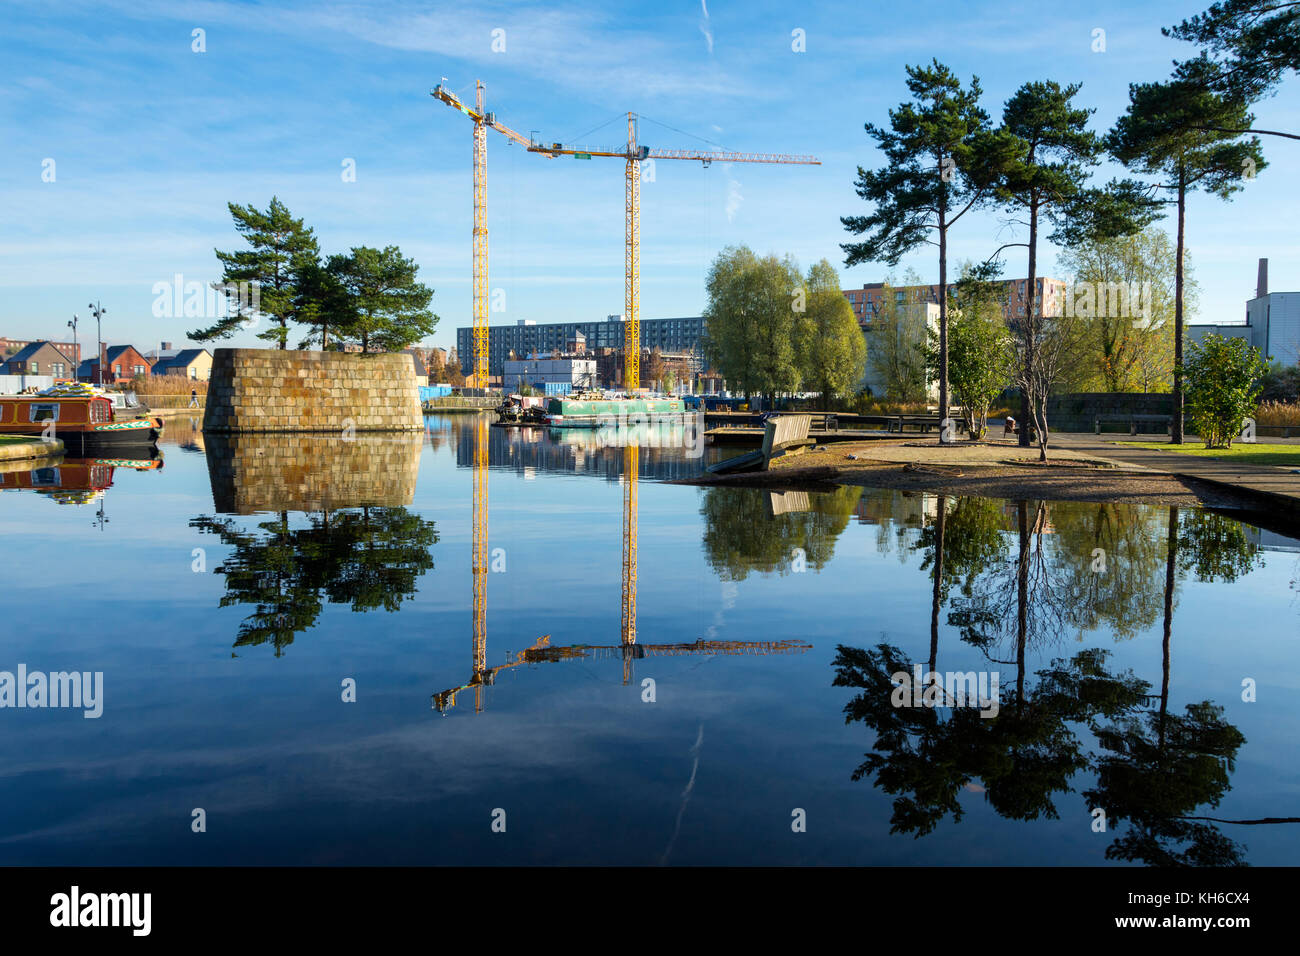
top-left (843, 276), bottom-right (1068, 325)
top-left (78, 345), bottom-right (152, 384)
top-left (0, 341), bottom-right (77, 378)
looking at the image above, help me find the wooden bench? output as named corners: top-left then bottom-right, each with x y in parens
top-left (1094, 413), bottom-right (1172, 436)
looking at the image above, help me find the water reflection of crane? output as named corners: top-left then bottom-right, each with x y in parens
top-left (435, 424), bottom-right (811, 714)
top-left (470, 413), bottom-right (490, 712)
top-left (621, 443), bottom-right (638, 681)
top-left (433, 634), bottom-right (812, 714)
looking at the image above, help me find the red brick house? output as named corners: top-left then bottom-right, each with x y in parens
top-left (78, 345), bottom-right (152, 384)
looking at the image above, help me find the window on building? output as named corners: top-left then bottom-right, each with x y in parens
top-left (134, 365), bottom-right (144, 375)
top-left (114, 365), bottom-right (122, 377)
top-left (29, 361), bottom-right (38, 373)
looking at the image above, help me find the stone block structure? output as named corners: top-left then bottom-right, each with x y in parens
top-left (203, 348), bottom-right (423, 433)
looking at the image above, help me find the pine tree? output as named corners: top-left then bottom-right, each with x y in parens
top-left (321, 245), bottom-right (439, 353)
top-left (1109, 64), bottom-right (1267, 442)
top-left (980, 81), bottom-right (1155, 454)
top-left (195, 197), bottom-right (321, 349)
top-left (842, 60), bottom-right (996, 438)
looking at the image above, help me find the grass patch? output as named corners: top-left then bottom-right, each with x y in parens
top-left (0, 435), bottom-right (41, 446)
top-left (1120, 441), bottom-right (1300, 467)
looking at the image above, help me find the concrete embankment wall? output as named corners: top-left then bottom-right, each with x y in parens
top-left (203, 348), bottom-right (422, 433)
top-left (203, 433), bottom-right (422, 513)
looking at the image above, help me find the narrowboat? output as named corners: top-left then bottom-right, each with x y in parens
top-left (0, 455), bottom-right (162, 504)
top-left (0, 395), bottom-right (162, 452)
top-left (544, 389), bottom-right (690, 428)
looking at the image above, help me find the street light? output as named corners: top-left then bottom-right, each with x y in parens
top-left (67, 314), bottom-right (79, 380)
top-left (88, 301), bottom-right (106, 386)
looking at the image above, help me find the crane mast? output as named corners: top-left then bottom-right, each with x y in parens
top-left (528, 119), bottom-right (819, 389)
top-left (431, 80), bottom-right (545, 387)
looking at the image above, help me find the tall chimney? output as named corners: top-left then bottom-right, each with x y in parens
top-left (1256, 258), bottom-right (1268, 299)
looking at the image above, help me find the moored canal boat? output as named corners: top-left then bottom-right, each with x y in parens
top-left (0, 395), bottom-right (162, 452)
top-left (544, 389), bottom-right (690, 428)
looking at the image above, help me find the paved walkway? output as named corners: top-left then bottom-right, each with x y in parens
top-left (1052, 433), bottom-right (1300, 512)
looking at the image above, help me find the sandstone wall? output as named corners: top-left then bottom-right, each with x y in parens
top-left (203, 348), bottom-right (423, 433)
top-left (204, 433), bottom-right (422, 514)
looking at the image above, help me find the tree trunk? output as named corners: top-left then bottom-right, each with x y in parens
top-left (1020, 199), bottom-right (1039, 448)
top-left (1160, 506), bottom-right (1178, 748)
top-left (929, 496), bottom-right (946, 675)
top-left (1016, 499), bottom-right (1029, 705)
top-left (937, 202), bottom-right (950, 443)
top-left (1036, 391), bottom-right (1049, 462)
top-left (1172, 169), bottom-right (1187, 444)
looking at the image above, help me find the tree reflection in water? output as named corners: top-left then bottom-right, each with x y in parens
top-left (699, 485), bottom-right (862, 580)
top-left (833, 495), bottom-right (1278, 865)
top-left (191, 507), bottom-right (438, 655)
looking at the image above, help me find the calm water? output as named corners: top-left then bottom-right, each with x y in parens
top-left (1, 413), bottom-right (1297, 865)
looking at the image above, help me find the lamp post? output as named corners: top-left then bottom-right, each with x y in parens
top-left (88, 301), bottom-right (106, 385)
top-left (67, 314), bottom-right (79, 380)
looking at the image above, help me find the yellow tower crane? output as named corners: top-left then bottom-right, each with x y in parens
top-left (432, 81), bottom-right (550, 710)
top-left (430, 80), bottom-right (547, 387)
top-left (529, 115), bottom-right (820, 389)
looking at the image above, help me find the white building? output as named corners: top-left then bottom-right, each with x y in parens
top-left (859, 301), bottom-right (940, 400)
top-left (1189, 259), bottom-right (1299, 368)
top-left (503, 357), bottom-right (597, 393)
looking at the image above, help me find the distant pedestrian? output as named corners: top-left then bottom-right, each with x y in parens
top-left (189, 388), bottom-right (198, 408)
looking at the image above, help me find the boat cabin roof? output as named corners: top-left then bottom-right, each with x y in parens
top-left (0, 395), bottom-right (110, 401)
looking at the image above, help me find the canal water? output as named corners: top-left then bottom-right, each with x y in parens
top-left (1, 413), bottom-right (1297, 865)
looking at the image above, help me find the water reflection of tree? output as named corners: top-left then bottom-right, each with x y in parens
top-left (191, 507), bottom-right (438, 654)
top-left (1088, 699), bottom-right (1246, 866)
top-left (1176, 510), bottom-right (1260, 583)
top-left (834, 499), bottom-right (1273, 863)
top-left (699, 485), bottom-right (862, 580)
top-left (1051, 502), bottom-right (1170, 640)
top-left (832, 645), bottom-right (1143, 837)
top-left (834, 642), bottom-right (1250, 862)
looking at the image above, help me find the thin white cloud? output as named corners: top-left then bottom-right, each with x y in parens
top-left (698, 0), bottom-right (714, 55)
top-left (724, 169), bottom-right (743, 223)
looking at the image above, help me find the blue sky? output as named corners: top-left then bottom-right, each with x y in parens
top-left (1, 0), bottom-right (1296, 353)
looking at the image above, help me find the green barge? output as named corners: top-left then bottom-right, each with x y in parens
top-left (545, 393), bottom-right (689, 428)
